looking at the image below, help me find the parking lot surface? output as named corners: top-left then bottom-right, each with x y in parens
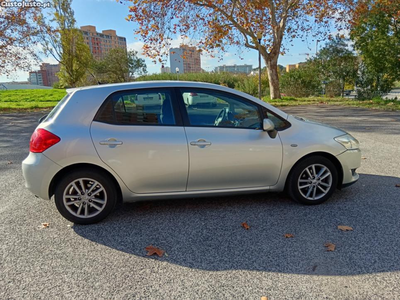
top-left (1, 105), bottom-right (400, 299)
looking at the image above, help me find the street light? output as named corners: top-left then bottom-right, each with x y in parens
top-left (176, 67), bottom-right (180, 81)
top-left (257, 32), bottom-right (263, 100)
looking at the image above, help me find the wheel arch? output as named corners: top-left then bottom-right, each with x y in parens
top-left (48, 163), bottom-right (123, 202)
top-left (284, 152), bottom-right (344, 191)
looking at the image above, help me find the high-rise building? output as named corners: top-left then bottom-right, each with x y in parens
top-left (40, 63), bottom-right (60, 86)
top-left (80, 25), bottom-right (127, 60)
top-left (28, 63), bottom-right (60, 87)
top-left (169, 45), bottom-right (201, 74)
top-left (29, 70), bottom-right (48, 86)
top-left (214, 64), bottom-right (253, 75)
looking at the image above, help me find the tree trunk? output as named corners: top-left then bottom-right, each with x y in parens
top-left (264, 55), bottom-right (281, 99)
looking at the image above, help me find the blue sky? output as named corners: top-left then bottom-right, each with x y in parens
top-left (1, 0), bottom-right (323, 82)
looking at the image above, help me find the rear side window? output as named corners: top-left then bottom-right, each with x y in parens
top-left (94, 89), bottom-right (176, 125)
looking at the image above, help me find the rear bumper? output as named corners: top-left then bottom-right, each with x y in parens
top-left (336, 149), bottom-right (362, 187)
top-left (22, 152), bottom-right (62, 200)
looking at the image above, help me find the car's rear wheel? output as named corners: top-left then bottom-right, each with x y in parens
top-left (54, 170), bottom-right (117, 224)
top-left (287, 156), bottom-right (338, 205)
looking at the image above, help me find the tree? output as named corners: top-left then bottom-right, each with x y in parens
top-left (0, 5), bottom-right (41, 76)
top-left (311, 37), bottom-right (358, 97)
top-left (123, 0), bottom-right (355, 99)
top-left (350, 0), bottom-right (400, 94)
top-left (38, 0), bottom-right (92, 87)
top-left (92, 49), bottom-right (147, 83)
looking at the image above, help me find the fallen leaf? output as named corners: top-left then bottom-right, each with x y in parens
top-left (312, 265), bottom-right (318, 272)
top-left (7, 161), bottom-right (13, 164)
top-left (241, 222), bottom-right (250, 230)
top-left (338, 225), bottom-right (353, 231)
top-left (261, 297), bottom-right (268, 300)
top-left (362, 157), bottom-right (367, 160)
top-left (324, 243), bottom-right (336, 251)
top-left (395, 184), bottom-right (400, 188)
top-left (145, 245), bottom-right (165, 257)
top-left (41, 223), bottom-right (50, 229)
top-left (284, 233), bottom-right (294, 238)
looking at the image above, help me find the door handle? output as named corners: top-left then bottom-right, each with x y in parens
top-left (190, 139), bottom-right (212, 147)
top-left (99, 138), bottom-right (123, 146)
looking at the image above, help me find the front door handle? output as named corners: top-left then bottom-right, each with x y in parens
top-left (99, 138), bottom-right (123, 146)
top-left (190, 139), bottom-right (212, 148)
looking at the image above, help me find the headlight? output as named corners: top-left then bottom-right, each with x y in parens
top-left (334, 134), bottom-right (360, 150)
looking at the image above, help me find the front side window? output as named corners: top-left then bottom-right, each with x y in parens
top-left (94, 89), bottom-right (175, 125)
top-left (179, 89), bottom-right (262, 129)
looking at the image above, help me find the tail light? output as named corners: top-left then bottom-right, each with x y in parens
top-left (30, 129), bottom-right (60, 153)
top-left (189, 92), bottom-right (198, 96)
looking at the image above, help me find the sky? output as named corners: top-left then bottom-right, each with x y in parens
top-left (0, 0), bottom-right (324, 82)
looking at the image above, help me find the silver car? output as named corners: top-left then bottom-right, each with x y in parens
top-left (22, 81), bottom-right (361, 224)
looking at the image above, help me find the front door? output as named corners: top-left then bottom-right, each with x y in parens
top-left (177, 88), bottom-right (283, 191)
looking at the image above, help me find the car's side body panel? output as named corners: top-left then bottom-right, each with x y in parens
top-left (91, 122), bottom-right (189, 193)
top-left (184, 127), bottom-right (283, 190)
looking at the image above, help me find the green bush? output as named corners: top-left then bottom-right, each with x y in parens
top-left (280, 66), bottom-right (321, 97)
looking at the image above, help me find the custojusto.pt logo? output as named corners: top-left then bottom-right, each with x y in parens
top-left (1, 0), bottom-right (51, 8)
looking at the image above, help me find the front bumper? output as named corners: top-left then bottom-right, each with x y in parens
top-left (336, 149), bottom-right (362, 187)
top-left (22, 152), bottom-right (62, 200)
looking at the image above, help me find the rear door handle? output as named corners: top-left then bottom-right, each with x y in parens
top-left (190, 139), bottom-right (212, 148)
top-left (99, 138), bottom-right (123, 146)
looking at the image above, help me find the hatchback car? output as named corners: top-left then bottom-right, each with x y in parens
top-left (22, 81), bottom-right (361, 224)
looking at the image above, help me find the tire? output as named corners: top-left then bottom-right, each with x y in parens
top-left (287, 156), bottom-right (338, 205)
top-left (54, 169), bottom-right (117, 224)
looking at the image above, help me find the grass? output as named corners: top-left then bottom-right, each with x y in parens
top-left (266, 96), bottom-right (400, 111)
top-left (0, 87), bottom-right (399, 112)
top-left (0, 89), bottom-right (67, 112)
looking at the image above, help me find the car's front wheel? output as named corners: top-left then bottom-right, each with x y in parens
top-left (287, 156), bottom-right (338, 205)
top-left (54, 169), bottom-right (117, 224)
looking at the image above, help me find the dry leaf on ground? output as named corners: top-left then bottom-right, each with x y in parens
top-left (338, 225), bottom-right (353, 231)
top-left (395, 184), bottom-right (400, 188)
top-left (7, 161), bottom-right (13, 164)
top-left (41, 223), bottom-right (50, 229)
top-left (145, 245), bottom-right (165, 257)
top-left (362, 157), bottom-right (367, 160)
top-left (241, 222), bottom-right (250, 230)
top-left (284, 233), bottom-right (294, 238)
top-left (261, 297), bottom-right (268, 300)
top-left (324, 243), bottom-right (336, 251)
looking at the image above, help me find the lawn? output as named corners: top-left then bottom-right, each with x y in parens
top-left (266, 96), bottom-right (400, 111)
top-left (0, 89), bottom-right (67, 111)
top-left (0, 88), bottom-right (399, 112)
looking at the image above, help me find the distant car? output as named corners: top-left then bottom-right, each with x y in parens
top-left (22, 81), bottom-right (361, 224)
top-left (183, 92), bottom-right (217, 107)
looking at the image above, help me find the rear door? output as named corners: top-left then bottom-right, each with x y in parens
top-left (177, 88), bottom-right (283, 191)
top-left (90, 88), bottom-right (189, 194)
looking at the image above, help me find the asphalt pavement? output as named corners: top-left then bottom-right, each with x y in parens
top-left (1, 105), bottom-right (400, 299)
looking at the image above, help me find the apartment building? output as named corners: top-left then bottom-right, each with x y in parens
top-left (80, 25), bottom-right (127, 60)
top-left (170, 45), bottom-right (201, 74)
top-left (214, 64), bottom-right (253, 75)
top-left (28, 63), bottom-right (61, 87)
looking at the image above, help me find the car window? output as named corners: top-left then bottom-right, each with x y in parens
top-left (94, 89), bottom-right (175, 125)
top-left (179, 89), bottom-right (262, 129)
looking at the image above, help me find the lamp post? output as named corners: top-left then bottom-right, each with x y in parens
top-left (176, 67), bottom-right (180, 81)
top-left (257, 32), bottom-right (263, 100)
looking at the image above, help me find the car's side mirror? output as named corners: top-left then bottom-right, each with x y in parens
top-left (263, 118), bottom-right (275, 131)
top-left (263, 118), bottom-right (277, 138)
